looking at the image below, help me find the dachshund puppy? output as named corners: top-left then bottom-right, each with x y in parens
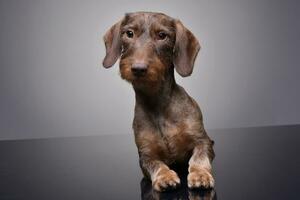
top-left (103, 12), bottom-right (215, 192)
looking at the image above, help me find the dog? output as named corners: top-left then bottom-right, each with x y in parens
top-left (102, 12), bottom-right (215, 192)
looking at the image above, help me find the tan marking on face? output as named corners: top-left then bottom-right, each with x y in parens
top-left (119, 58), bottom-right (134, 81)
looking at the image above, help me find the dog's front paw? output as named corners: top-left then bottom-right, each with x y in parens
top-left (152, 169), bottom-right (180, 192)
top-left (188, 168), bottom-right (214, 189)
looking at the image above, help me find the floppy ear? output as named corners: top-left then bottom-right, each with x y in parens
top-left (102, 20), bottom-right (122, 68)
top-left (173, 20), bottom-right (201, 77)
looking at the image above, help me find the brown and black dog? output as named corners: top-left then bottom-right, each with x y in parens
top-left (102, 12), bottom-right (215, 192)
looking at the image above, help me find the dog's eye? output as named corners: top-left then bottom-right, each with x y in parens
top-left (157, 31), bottom-right (167, 40)
top-left (126, 30), bottom-right (134, 38)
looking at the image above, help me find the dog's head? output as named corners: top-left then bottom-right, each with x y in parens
top-left (102, 12), bottom-right (200, 87)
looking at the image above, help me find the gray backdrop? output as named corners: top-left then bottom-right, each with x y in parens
top-left (1, 0), bottom-right (299, 140)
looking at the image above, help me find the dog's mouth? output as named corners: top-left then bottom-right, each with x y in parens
top-left (134, 77), bottom-right (150, 83)
top-left (131, 75), bottom-right (148, 85)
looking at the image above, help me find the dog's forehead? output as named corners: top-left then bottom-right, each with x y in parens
top-left (122, 12), bottom-right (174, 28)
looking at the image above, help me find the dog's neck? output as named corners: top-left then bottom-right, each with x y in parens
top-left (133, 67), bottom-right (177, 111)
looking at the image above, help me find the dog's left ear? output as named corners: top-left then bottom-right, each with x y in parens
top-left (173, 20), bottom-right (201, 77)
top-left (103, 20), bottom-right (122, 68)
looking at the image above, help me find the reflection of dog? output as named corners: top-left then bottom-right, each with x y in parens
top-left (103, 12), bottom-right (215, 192)
top-left (141, 177), bottom-right (216, 200)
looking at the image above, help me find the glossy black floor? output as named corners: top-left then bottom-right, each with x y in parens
top-left (0, 125), bottom-right (299, 200)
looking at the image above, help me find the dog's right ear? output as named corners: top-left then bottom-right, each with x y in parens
top-left (102, 20), bottom-right (122, 68)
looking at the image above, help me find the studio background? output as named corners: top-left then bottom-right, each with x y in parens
top-left (1, 0), bottom-right (299, 140)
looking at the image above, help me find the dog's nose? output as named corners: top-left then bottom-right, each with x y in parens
top-left (131, 63), bottom-right (148, 77)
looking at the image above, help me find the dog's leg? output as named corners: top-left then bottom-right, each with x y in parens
top-left (135, 126), bottom-right (181, 191)
top-left (140, 158), bottom-right (180, 192)
top-left (187, 139), bottom-right (215, 189)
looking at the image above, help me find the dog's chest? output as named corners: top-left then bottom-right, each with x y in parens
top-left (156, 116), bottom-right (194, 162)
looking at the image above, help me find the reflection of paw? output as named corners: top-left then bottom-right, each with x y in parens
top-left (188, 189), bottom-right (216, 200)
top-left (188, 168), bottom-right (214, 189)
top-left (152, 169), bottom-right (180, 192)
